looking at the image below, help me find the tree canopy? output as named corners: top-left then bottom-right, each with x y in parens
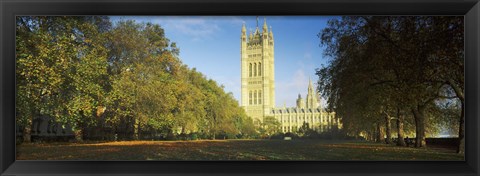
top-left (16, 16), bottom-right (257, 142)
top-left (317, 16), bottom-right (464, 152)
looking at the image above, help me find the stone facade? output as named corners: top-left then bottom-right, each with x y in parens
top-left (240, 18), bottom-right (341, 133)
top-left (271, 79), bottom-right (341, 133)
top-left (240, 18), bottom-right (275, 124)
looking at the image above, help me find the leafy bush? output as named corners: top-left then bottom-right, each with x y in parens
top-left (270, 132), bottom-right (285, 139)
top-left (166, 133), bottom-right (177, 140)
top-left (190, 133), bottom-right (198, 140)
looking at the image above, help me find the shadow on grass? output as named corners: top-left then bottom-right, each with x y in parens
top-left (17, 139), bottom-right (464, 161)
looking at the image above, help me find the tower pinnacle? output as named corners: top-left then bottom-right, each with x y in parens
top-left (242, 22), bottom-right (246, 33)
top-left (263, 17), bottom-right (268, 31)
top-left (308, 77), bottom-right (313, 93)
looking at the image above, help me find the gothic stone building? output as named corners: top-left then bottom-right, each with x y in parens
top-left (240, 18), bottom-right (341, 133)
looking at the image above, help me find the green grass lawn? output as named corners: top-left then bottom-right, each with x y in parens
top-left (16, 139), bottom-right (463, 161)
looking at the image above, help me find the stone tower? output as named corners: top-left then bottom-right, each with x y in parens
top-left (296, 94), bottom-right (305, 109)
top-left (306, 78), bottom-right (319, 109)
top-left (241, 17), bottom-right (275, 124)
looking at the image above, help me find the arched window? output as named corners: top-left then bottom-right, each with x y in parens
top-left (258, 63), bottom-right (262, 76)
top-left (258, 91), bottom-right (262, 104)
top-left (253, 63), bottom-right (257, 76)
top-left (249, 91), bottom-right (252, 105)
top-left (254, 90), bottom-right (257, 104)
top-left (249, 63), bottom-right (252, 77)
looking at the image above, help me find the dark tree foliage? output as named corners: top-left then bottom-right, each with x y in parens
top-left (317, 16), bottom-right (464, 152)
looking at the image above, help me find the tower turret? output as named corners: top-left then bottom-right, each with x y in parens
top-left (249, 29), bottom-right (253, 41)
top-left (240, 22), bottom-right (248, 108)
top-left (296, 94), bottom-right (305, 109)
top-left (242, 22), bottom-right (246, 35)
top-left (263, 18), bottom-right (268, 33)
top-left (308, 78), bottom-right (314, 93)
top-left (306, 77), bottom-right (318, 109)
top-left (262, 18), bottom-right (268, 42)
top-left (269, 26), bottom-right (273, 39)
top-left (255, 16), bottom-right (260, 36)
top-left (241, 23), bottom-right (247, 43)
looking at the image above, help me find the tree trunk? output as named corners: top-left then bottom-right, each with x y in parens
top-left (212, 121), bottom-right (216, 140)
top-left (370, 128), bottom-right (376, 141)
top-left (23, 118), bottom-right (32, 143)
top-left (385, 115), bottom-right (392, 144)
top-left (376, 123), bottom-right (384, 143)
top-left (396, 108), bottom-right (406, 146)
top-left (133, 118), bottom-right (139, 140)
top-left (447, 79), bottom-right (464, 154)
top-left (457, 101), bottom-right (465, 154)
top-left (412, 106), bottom-right (426, 148)
top-left (74, 129), bottom-right (83, 142)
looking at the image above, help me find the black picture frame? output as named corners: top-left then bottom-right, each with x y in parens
top-left (1, 0), bottom-right (479, 175)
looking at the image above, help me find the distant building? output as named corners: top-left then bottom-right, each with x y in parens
top-left (240, 18), bottom-right (341, 133)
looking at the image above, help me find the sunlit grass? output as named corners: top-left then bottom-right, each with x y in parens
top-left (17, 140), bottom-right (463, 161)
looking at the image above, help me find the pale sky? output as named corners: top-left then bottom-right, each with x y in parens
top-left (110, 16), bottom-right (334, 108)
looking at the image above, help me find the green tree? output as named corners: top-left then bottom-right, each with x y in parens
top-left (17, 18), bottom-right (256, 142)
top-left (16, 16), bottom-right (111, 142)
top-left (261, 116), bottom-right (281, 137)
top-left (106, 20), bottom-right (181, 139)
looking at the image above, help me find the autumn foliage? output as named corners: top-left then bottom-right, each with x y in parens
top-left (16, 17), bottom-right (257, 142)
